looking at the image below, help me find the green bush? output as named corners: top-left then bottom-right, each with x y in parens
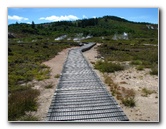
top-left (122, 97), bottom-right (135, 107)
top-left (150, 67), bottom-right (158, 75)
top-left (54, 74), bottom-right (60, 78)
top-left (136, 65), bottom-right (144, 70)
top-left (45, 83), bottom-right (54, 89)
top-left (34, 68), bottom-right (50, 81)
top-left (96, 40), bottom-right (158, 74)
top-left (94, 60), bottom-right (124, 73)
top-left (8, 89), bottom-right (40, 121)
top-left (8, 42), bottom-right (72, 121)
top-left (131, 60), bottom-right (142, 65)
top-left (141, 88), bottom-right (156, 97)
top-left (9, 85), bottom-right (30, 93)
top-left (19, 115), bottom-right (39, 121)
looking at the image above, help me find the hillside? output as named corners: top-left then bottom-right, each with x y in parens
top-left (8, 15), bottom-right (158, 44)
top-left (8, 15), bottom-right (158, 121)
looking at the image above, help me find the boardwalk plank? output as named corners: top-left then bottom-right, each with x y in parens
top-left (47, 43), bottom-right (129, 122)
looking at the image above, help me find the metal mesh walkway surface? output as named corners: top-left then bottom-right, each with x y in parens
top-left (47, 43), bottom-right (129, 122)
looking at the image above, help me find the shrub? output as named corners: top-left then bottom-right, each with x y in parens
top-left (131, 60), bottom-right (142, 65)
top-left (103, 74), bottom-right (136, 107)
top-left (104, 74), bottom-right (114, 86)
top-left (136, 65), bottom-right (144, 71)
top-left (141, 87), bottom-right (156, 97)
top-left (34, 68), bottom-right (50, 81)
top-left (150, 67), bottom-right (158, 75)
top-left (94, 60), bottom-right (124, 73)
top-left (54, 74), bottom-right (60, 78)
top-left (90, 61), bottom-right (95, 65)
top-left (45, 82), bottom-right (54, 89)
top-left (19, 115), bottom-right (39, 121)
top-left (9, 85), bottom-right (31, 93)
top-left (122, 97), bottom-right (136, 107)
top-left (8, 89), bottom-right (40, 121)
top-left (96, 40), bottom-right (158, 73)
top-left (8, 42), bottom-right (72, 121)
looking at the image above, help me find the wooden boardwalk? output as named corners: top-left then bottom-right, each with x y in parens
top-left (47, 43), bottom-right (129, 122)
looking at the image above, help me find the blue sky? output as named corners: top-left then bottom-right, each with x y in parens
top-left (8, 8), bottom-right (158, 25)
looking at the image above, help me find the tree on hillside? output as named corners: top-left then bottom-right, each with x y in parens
top-left (32, 21), bottom-right (35, 29)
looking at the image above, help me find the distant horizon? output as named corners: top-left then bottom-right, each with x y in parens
top-left (8, 8), bottom-right (158, 25)
top-left (8, 15), bottom-right (158, 25)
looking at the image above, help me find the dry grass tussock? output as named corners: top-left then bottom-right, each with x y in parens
top-left (104, 74), bottom-right (136, 107)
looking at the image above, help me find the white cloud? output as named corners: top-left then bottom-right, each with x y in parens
top-left (39, 15), bottom-right (79, 21)
top-left (26, 22), bottom-right (31, 24)
top-left (120, 16), bottom-right (125, 19)
top-left (83, 15), bottom-right (88, 19)
top-left (8, 15), bottom-right (29, 21)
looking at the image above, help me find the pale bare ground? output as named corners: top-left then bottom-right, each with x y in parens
top-left (28, 47), bottom-right (78, 121)
top-left (83, 43), bottom-right (159, 122)
top-left (29, 44), bottom-right (158, 122)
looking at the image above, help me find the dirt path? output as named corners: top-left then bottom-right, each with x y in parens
top-left (83, 43), bottom-right (159, 121)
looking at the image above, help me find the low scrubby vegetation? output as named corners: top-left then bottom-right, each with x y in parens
top-left (8, 88), bottom-right (40, 121)
top-left (8, 42), bottom-right (74, 121)
top-left (8, 15), bottom-right (158, 120)
top-left (150, 66), bottom-right (158, 75)
top-left (8, 42), bottom-right (71, 92)
top-left (141, 87), bottom-right (156, 97)
top-left (104, 74), bottom-right (136, 107)
top-left (45, 82), bottom-right (54, 89)
top-left (94, 60), bottom-right (124, 73)
top-left (122, 97), bottom-right (136, 107)
top-left (54, 74), bottom-right (60, 78)
top-left (97, 39), bottom-right (158, 74)
top-left (19, 115), bottom-right (39, 121)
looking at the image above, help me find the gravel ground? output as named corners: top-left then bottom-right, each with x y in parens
top-left (83, 43), bottom-right (159, 122)
top-left (29, 44), bottom-right (158, 122)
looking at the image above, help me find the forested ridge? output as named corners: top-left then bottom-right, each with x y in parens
top-left (8, 15), bottom-right (158, 41)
